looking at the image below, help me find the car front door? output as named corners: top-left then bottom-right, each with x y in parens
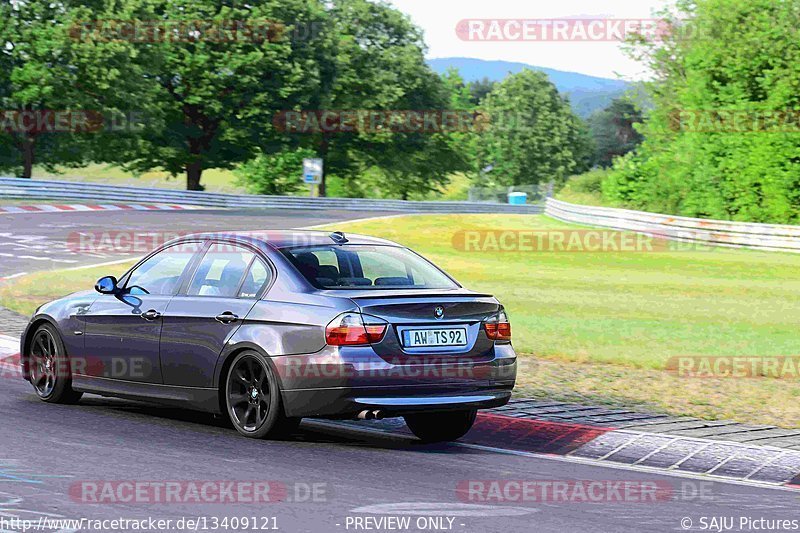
top-left (81, 242), bottom-right (202, 384)
top-left (159, 242), bottom-right (273, 388)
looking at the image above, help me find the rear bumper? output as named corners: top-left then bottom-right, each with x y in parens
top-left (281, 386), bottom-right (512, 418)
top-left (273, 343), bottom-right (517, 418)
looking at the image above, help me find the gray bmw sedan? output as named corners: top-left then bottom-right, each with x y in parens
top-left (20, 230), bottom-right (517, 442)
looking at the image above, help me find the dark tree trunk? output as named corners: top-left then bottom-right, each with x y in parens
top-left (317, 136), bottom-right (329, 197)
top-left (181, 103), bottom-right (216, 192)
top-left (20, 136), bottom-right (34, 179)
top-left (186, 161), bottom-right (204, 191)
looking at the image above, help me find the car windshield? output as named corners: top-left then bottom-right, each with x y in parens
top-left (282, 245), bottom-right (459, 290)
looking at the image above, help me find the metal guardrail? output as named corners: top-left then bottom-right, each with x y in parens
top-left (545, 198), bottom-right (800, 253)
top-left (0, 177), bottom-right (545, 214)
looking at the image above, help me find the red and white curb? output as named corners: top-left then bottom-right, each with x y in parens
top-left (0, 203), bottom-right (207, 214)
top-left (334, 413), bottom-right (800, 490)
top-left (475, 415), bottom-right (800, 488)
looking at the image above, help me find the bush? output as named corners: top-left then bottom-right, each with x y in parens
top-left (235, 148), bottom-right (317, 196)
top-left (567, 169), bottom-right (606, 194)
top-left (556, 169), bottom-right (611, 206)
top-left (602, 0), bottom-right (800, 223)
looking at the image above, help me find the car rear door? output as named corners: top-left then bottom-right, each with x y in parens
top-left (159, 242), bottom-right (273, 388)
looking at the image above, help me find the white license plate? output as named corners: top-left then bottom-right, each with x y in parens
top-left (403, 327), bottom-right (468, 347)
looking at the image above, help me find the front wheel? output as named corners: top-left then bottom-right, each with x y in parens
top-left (404, 409), bottom-right (477, 442)
top-left (28, 324), bottom-right (83, 404)
top-left (225, 351), bottom-right (301, 439)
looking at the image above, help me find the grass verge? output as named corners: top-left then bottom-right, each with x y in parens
top-left (516, 357), bottom-right (800, 428)
top-left (32, 164), bottom-right (245, 194)
top-left (0, 261), bottom-right (136, 317)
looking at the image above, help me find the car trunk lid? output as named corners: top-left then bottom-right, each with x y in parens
top-left (333, 289), bottom-right (501, 364)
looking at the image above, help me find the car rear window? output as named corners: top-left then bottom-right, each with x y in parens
top-left (282, 245), bottom-right (459, 290)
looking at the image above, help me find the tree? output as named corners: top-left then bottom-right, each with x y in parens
top-left (364, 69), bottom-right (471, 200)
top-left (0, 0), bottom-right (131, 178)
top-left (588, 98), bottom-right (643, 167)
top-left (605, 0), bottom-right (800, 222)
top-left (98, 0), bottom-right (327, 190)
top-left (273, 0), bottom-right (463, 197)
top-left (475, 70), bottom-right (592, 187)
top-left (467, 77), bottom-right (495, 106)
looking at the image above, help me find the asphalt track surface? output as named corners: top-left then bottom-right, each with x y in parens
top-left (0, 208), bottom-right (796, 532)
top-left (0, 208), bottom-right (393, 277)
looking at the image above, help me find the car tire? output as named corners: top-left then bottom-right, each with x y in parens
top-left (404, 409), bottom-right (477, 442)
top-left (28, 323), bottom-right (83, 404)
top-left (224, 350), bottom-right (301, 439)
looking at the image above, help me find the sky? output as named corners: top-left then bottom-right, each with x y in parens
top-left (386, 0), bottom-right (673, 81)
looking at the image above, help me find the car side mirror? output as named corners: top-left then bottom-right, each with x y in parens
top-left (95, 276), bottom-right (118, 294)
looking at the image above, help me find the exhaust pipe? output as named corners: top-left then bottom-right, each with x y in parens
top-left (356, 410), bottom-right (374, 420)
top-left (355, 410), bottom-right (386, 420)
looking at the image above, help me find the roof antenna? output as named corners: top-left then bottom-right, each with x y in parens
top-left (330, 231), bottom-right (349, 244)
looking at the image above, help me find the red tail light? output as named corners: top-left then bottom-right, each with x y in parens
top-left (325, 313), bottom-right (387, 346)
top-left (484, 310), bottom-right (512, 341)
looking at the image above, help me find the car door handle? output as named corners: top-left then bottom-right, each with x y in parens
top-left (215, 312), bottom-right (239, 324)
top-left (141, 309), bottom-right (162, 321)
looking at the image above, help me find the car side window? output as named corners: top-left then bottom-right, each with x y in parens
top-left (238, 259), bottom-right (271, 298)
top-left (187, 243), bottom-right (256, 298)
top-left (125, 243), bottom-right (199, 296)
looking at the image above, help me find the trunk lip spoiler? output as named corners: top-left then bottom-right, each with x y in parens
top-left (335, 292), bottom-right (495, 300)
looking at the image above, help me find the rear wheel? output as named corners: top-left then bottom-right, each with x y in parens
top-left (225, 351), bottom-right (301, 439)
top-left (404, 409), bottom-right (477, 442)
top-left (28, 324), bottom-right (83, 404)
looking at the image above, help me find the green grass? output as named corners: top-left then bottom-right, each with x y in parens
top-left (516, 358), bottom-right (800, 428)
top-left (3, 214), bottom-right (800, 425)
top-left (317, 215), bottom-right (800, 370)
top-left (0, 261), bottom-right (136, 317)
top-left (31, 164), bottom-right (245, 194)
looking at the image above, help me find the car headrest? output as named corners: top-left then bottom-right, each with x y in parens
top-left (318, 265), bottom-right (339, 280)
top-left (295, 252), bottom-right (320, 269)
top-left (220, 259), bottom-right (247, 289)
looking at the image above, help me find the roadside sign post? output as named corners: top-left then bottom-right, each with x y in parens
top-left (303, 158), bottom-right (323, 197)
